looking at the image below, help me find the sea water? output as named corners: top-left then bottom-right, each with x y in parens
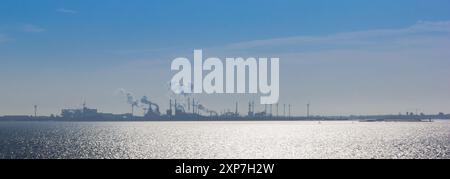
top-left (0, 121), bottom-right (449, 159)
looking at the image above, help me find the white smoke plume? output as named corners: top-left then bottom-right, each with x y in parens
top-left (117, 88), bottom-right (140, 108)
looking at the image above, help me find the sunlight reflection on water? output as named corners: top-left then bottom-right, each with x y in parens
top-left (0, 121), bottom-right (449, 159)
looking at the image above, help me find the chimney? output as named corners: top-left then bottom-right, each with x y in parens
top-left (235, 102), bottom-right (238, 116)
top-left (34, 105), bottom-right (37, 118)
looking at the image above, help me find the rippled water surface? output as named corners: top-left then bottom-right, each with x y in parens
top-left (0, 121), bottom-right (449, 159)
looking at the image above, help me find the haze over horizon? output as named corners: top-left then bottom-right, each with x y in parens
top-left (1, 0), bottom-right (450, 116)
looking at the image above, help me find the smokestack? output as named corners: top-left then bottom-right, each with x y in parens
top-left (307, 102), bottom-right (310, 119)
top-left (248, 101), bottom-right (252, 116)
top-left (289, 104), bottom-right (291, 119)
top-left (188, 97), bottom-right (191, 111)
top-left (34, 105), bottom-right (37, 118)
top-left (270, 104), bottom-right (273, 117)
top-left (174, 99), bottom-right (177, 116)
top-left (192, 98), bottom-right (195, 115)
top-left (276, 103), bottom-right (279, 118)
top-left (283, 104), bottom-right (286, 117)
top-left (131, 104), bottom-right (134, 119)
top-left (235, 102), bottom-right (238, 116)
top-left (169, 99), bottom-right (172, 116)
top-left (252, 101), bottom-right (255, 114)
top-left (119, 89), bottom-right (140, 118)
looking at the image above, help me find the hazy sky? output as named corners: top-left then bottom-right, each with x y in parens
top-left (1, 0), bottom-right (450, 116)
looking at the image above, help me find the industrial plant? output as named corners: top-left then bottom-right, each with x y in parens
top-left (0, 94), bottom-right (449, 122)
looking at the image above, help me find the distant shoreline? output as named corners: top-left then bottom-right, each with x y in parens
top-left (0, 117), bottom-right (446, 122)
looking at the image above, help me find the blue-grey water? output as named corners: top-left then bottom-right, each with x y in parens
top-left (0, 121), bottom-right (449, 159)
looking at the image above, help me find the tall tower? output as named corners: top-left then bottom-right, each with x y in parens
top-left (283, 104), bottom-right (286, 117)
top-left (169, 99), bottom-right (172, 116)
top-left (131, 104), bottom-right (134, 119)
top-left (276, 103), bottom-right (279, 117)
top-left (270, 104), bottom-right (273, 117)
top-left (248, 101), bottom-right (254, 117)
top-left (235, 102), bottom-right (239, 116)
top-left (174, 99), bottom-right (177, 116)
top-left (307, 102), bottom-right (310, 119)
top-left (188, 97), bottom-right (191, 111)
top-left (289, 104), bottom-right (291, 119)
top-left (264, 104), bottom-right (267, 115)
top-left (82, 101), bottom-right (87, 114)
top-left (248, 102), bottom-right (251, 116)
top-left (252, 101), bottom-right (255, 115)
top-left (192, 98), bottom-right (195, 115)
top-left (34, 105), bottom-right (37, 118)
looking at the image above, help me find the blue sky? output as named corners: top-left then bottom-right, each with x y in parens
top-left (1, 0), bottom-right (450, 116)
